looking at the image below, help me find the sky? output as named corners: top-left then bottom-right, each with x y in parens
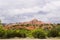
top-left (0, 0), bottom-right (60, 23)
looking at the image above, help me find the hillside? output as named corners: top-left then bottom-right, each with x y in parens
top-left (3, 19), bottom-right (54, 30)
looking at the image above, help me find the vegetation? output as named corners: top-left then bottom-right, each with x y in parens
top-left (0, 27), bottom-right (60, 39)
top-left (0, 20), bottom-right (60, 39)
top-left (32, 29), bottom-right (46, 39)
top-left (47, 29), bottom-right (59, 37)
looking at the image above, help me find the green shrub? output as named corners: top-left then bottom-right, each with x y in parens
top-left (55, 26), bottom-right (60, 37)
top-left (0, 29), bottom-right (16, 39)
top-left (32, 29), bottom-right (46, 39)
top-left (0, 28), bottom-right (30, 38)
top-left (26, 30), bottom-right (33, 38)
top-left (56, 26), bottom-right (60, 32)
top-left (15, 29), bottom-right (28, 38)
top-left (0, 30), bottom-right (5, 38)
top-left (47, 29), bottom-right (59, 37)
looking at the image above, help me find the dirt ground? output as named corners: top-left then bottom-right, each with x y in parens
top-left (0, 37), bottom-right (60, 40)
top-left (0, 39), bottom-right (60, 40)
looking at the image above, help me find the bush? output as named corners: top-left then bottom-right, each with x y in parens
top-left (32, 29), bottom-right (46, 39)
top-left (0, 20), bottom-right (6, 38)
top-left (47, 29), bottom-right (59, 37)
top-left (56, 26), bottom-right (60, 37)
top-left (0, 30), bottom-right (5, 38)
top-left (26, 30), bottom-right (33, 38)
top-left (56, 26), bottom-right (60, 32)
top-left (15, 29), bottom-right (28, 38)
top-left (0, 28), bottom-right (30, 38)
top-left (1, 29), bottom-right (28, 38)
top-left (4, 30), bottom-right (16, 38)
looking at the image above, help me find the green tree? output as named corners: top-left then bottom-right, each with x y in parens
top-left (47, 29), bottom-right (59, 37)
top-left (32, 29), bottom-right (46, 39)
top-left (0, 20), bottom-right (3, 29)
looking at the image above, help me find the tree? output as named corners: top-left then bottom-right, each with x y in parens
top-left (0, 20), bottom-right (3, 29)
top-left (32, 29), bottom-right (46, 39)
top-left (47, 29), bottom-right (59, 37)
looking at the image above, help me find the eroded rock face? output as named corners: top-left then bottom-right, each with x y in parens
top-left (3, 19), bottom-right (52, 30)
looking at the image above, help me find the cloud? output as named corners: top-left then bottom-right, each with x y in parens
top-left (0, 0), bottom-right (60, 23)
top-left (7, 6), bottom-right (42, 16)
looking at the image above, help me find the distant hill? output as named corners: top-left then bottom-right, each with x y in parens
top-left (3, 19), bottom-right (54, 30)
top-left (20, 19), bottom-right (45, 24)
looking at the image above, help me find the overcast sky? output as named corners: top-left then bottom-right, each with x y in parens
top-left (0, 0), bottom-right (60, 23)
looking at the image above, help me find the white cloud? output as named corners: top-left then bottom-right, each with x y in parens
top-left (0, 0), bottom-right (60, 23)
top-left (7, 6), bottom-right (42, 16)
top-left (42, 0), bottom-right (60, 12)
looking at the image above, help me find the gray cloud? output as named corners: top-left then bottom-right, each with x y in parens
top-left (0, 0), bottom-right (60, 23)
